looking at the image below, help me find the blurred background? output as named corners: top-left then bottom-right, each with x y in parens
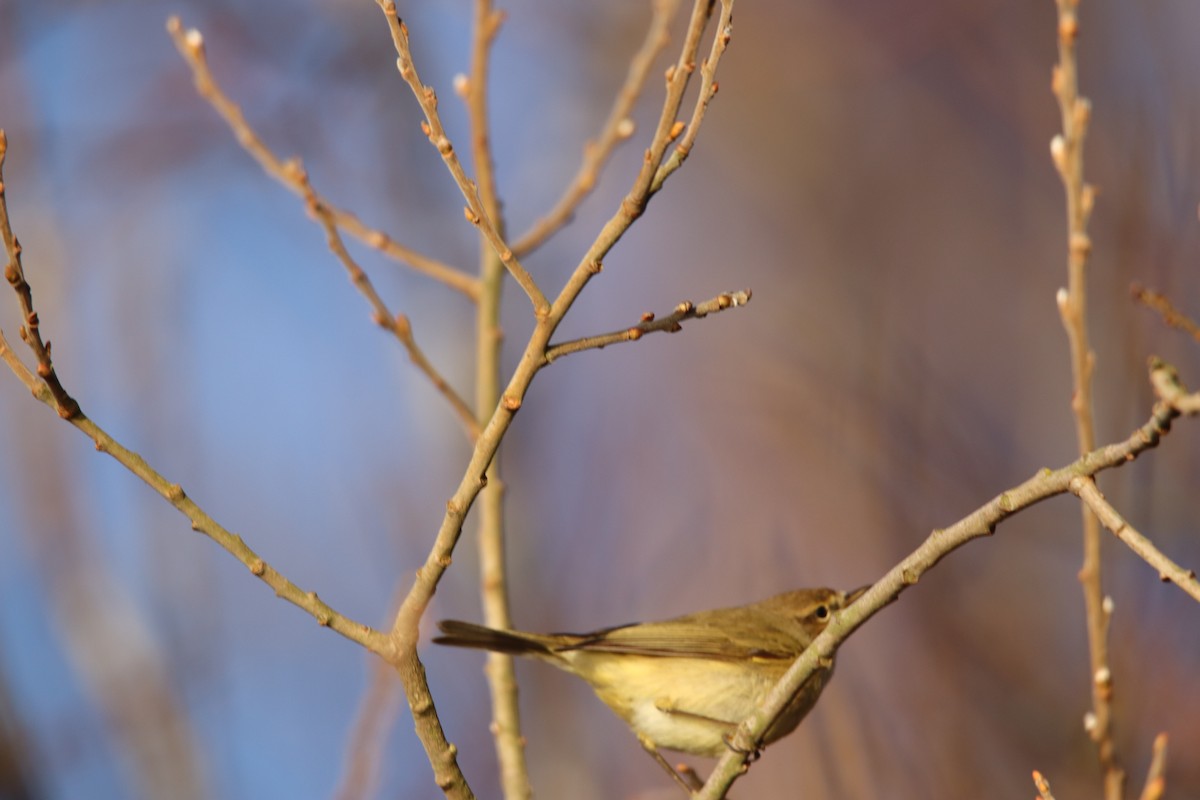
top-left (1, 0), bottom-right (1199, 798)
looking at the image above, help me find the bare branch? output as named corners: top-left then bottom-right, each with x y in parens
top-left (1132, 283), bottom-right (1200, 343)
top-left (0, 133), bottom-right (389, 656)
top-left (1071, 479), bottom-right (1200, 603)
top-left (1137, 733), bottom-right (1168, 800)
top-left (164, 18), bottom-right (480, 301)
top-left (548, 0), bottom-right (723, 325)
top-left (0, 131), bottom-right (80, 419)
top-left (1048, 0), bottom-right (1122, 792)
top-left (298, 169), bottom-right (481, 442)
top-left (372, 3), bottom-right (548, 314)
top-left (1033, 770), bottom-right (1059, 800)
top-left (650, 0), bottom-right (732, 194)
top-left (512, 0), bottom-right (681, 256)
top-left (544, 289), bottom-right (751, 364)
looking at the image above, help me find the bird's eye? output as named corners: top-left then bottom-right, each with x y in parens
top-left (813, 604), bottom-right (830, 620)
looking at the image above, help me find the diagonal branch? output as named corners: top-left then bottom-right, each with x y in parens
top-left (543, 289), bottom-right (751, 364)
top-left (1070, 479), bottom-right (1200, 603)
top-left (297, 166), bottom-right (481, 442)
top-left (650, 0), bottom-right (731, 194)
top-left (547, 0), bottom-right (727, 329)
top-left (0, 131), bottom-right (80, 420)
top-left (512, 0), bottom-right (681, 257)
top-left (0, 132), bottom-right (389, 656)
top-left (165, 18), bottom-right (480, 302)
top-left (373, 2), bottom-right (548, 315)
top-left (1138, 733), bottom-right (1168, 800)
top-left (697, 360), bottom-right (1194, 799)
top-left (1132, 283), bottom-right (1200, 343)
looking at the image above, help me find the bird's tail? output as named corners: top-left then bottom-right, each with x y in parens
top-left (434, 620), bottom-right (557, 658)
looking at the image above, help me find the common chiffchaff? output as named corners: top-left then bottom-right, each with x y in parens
top-left (435, 585), bottom-right (867, 784)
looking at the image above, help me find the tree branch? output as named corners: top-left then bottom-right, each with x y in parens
top-left (512, 0), bottom-right (681, 256)
top-left (543, 289), bottom-right (751, 364)
top-left (697, 361), bottom-right (1192, 799)
top-left (1048, 0), bottom-right (1122, 793)
top-left (1137, 733), bottom-right (1168, 800)
top-left (1131, 283), bottom-right (1200, 343)
top-left (0, 131), bottom-right (80, 420)
top-left (372, 2), bottom-right (548, 315)
top-left (1033, 770), bottom-right (1059, 800)
top-left (1070, 478), bottom-right (1200, 603)
top-left (1, 133), bottom-right (389, 656)
top-left (164, 18), bottom-right (480, 301)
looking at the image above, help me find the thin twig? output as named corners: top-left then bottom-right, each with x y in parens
top-left (166, 20), bottom-right (480, 441)
top-left (696, 360), bottom-right (1191, 799)
top-left (0, 339), bottom-right (389, 653)
top-left (0, 131), bottom-right (389, 655)
top-left (0, 131), bottom-right (80, 420)
top-left (547, 0), bottom-right (723, 330)
top-left (650, 0), bottom-right (732, 194)
top-left (1131, 283), bottom-right (1200, 343)
top-left (164, 18), bottom-right (479, 301)
top-left (1137, 732), bottom-right (1168, 800)
top-left (298, 168), bottom-right (481, 442)
top-left (1049, 0), bottom-right (1123, 794)
top-left (1071, 479), bottom-right (1200, 603)
top-left (1033, 770), bottom-right (1059, 800)
top-left (544, 289), bottom-right (751, 364)
top-left (512, 0), bottom-right (681, 256)
top-left (373, 2), bottom-right (548, 314)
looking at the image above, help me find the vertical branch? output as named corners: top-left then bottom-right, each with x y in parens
top-left (462, 2), bottom-right (533, 797)
top-left (1049, 1), bottom-right (1124, 797)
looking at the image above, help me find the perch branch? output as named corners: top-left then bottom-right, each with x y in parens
top-left (696, 360), bottom-right (1192, 799)
top-left (165, 18), bottom-right (479, 301)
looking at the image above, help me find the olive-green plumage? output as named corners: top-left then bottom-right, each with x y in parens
top-left (435, 586), bottom-right (866, 759)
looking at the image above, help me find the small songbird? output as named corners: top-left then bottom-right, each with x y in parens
top-left (435, 585), bottom-right (868, 786)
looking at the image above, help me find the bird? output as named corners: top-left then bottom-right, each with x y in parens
top-left (434, 585), bottom-right (868, 788)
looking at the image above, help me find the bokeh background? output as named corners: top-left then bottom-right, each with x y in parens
top-left (1, 0), bottom-right (1198, 798)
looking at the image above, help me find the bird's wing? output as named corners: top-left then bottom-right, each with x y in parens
top-left (553, 618), bottom-right (801, 661)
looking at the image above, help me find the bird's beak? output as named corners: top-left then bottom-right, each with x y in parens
top-left (844, 584), bottom-right (871, 605)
